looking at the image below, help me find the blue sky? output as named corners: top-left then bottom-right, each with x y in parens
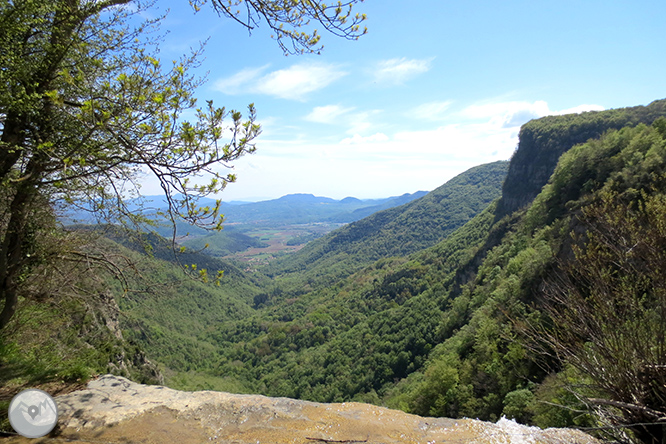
top-left (141, 0), bottom-right (666, 200)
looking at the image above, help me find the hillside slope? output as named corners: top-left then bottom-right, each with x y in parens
top-left (179, 227), bottom-right (270, 257)
top-left (498, 98), bottom-right (666, 215)
top-left (215, 192), bottom-right (428, 225)
top-left (198, 101), bottom-right (666, 442)
top-left (102, 230), bottom-right (266, 388)
top-left (264, 161), bottom-right (509, 285)
top-left (0, 224), bottom-right (266, 409)
top-left (384, 118), bottom-right (666, 441)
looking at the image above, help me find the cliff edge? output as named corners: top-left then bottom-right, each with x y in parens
top-left (4, 375), bottom-right (599, 443)
top-left (497, 98), bottom-right (666, 216)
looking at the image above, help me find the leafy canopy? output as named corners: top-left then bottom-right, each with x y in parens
top-left (194, 0), bottom-right (368, 55)
top-left (0, 0), bottom-right (366, 329)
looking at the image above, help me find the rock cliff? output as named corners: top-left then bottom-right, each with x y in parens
top-left (5, 375), bottom-right (599, 444)
top-left (497, 98), bottom-right (666, 216)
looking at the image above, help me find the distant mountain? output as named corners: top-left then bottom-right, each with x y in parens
top-left (226, 200), bottom-right (254, 206)
top-left (213, 192), bottom-right (428, 226)
top-left (274, 193), bottom-right (337, 203)
top-left (265, 161), bottom-right (509, 285)
top-left (61, 192), bottom-right (429, 238)
top-left (327, 191), bottom-right (429, 223)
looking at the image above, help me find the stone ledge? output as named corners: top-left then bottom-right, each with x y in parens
top-left (3, 374), bottom-right (601, 444)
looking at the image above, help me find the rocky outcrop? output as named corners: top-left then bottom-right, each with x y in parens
top-left (87, 290), bottom-right (164, 385)
top-left (497, 98), bottom-right (666, 216)
top-left (5, 375), bottom-right (599, 443)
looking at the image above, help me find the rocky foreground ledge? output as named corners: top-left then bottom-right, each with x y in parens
top-left (5, 375), bottom-right (599, 444)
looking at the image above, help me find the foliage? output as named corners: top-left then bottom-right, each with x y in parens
top-left (0, 0), bottom-right (261, 330)
top-left (195, 0), bottom-right (367, 55)
top-left (527, 124), bottom-right (666, 443)
top-left (265, 161), bottom-right (509, 288)
top-left (499, 98), bottom-right (666, 215)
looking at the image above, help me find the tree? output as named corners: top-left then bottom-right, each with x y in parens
top-left (197, 0), bottom-right (367, 55)
top-left (0, 0), bottom-right (367, 329)
top-left (534, 187), bottom-right (666, 444)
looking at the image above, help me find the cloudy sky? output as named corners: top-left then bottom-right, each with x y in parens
top-left (144, 0), bottom-right (665, 201)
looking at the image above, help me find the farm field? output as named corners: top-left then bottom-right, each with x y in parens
top-left (223, 223), bottom-right (343, 266)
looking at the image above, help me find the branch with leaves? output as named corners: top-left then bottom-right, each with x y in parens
top-left (194, 0), bottom-right (367, 54)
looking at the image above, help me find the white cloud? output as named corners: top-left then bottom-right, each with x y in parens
top-left (214, 119), bottom-right (517, 200)
top-left (140, 98), bottom-right (606, 201)
top-left (304, 106), bottom-right (382, 135)
top-left (373, 57), bottom-right (434, 84)
top-left (411, 100), bottom-right (454, 121)
top-left (213, 65), bottom-right (269, 94)
top-left (214, 63), bottom-right (347, 100)
top-left (340, 133), bottom-right (390, 144)
top-left (460, 100), bottom-right (605, 128)
top-left (346, 110), bottom-right (382, 135)
top-left (305, 105), bottom-right (355, 124)
top-left (390, 123), bottom-right (518, 161)
top-left (556, 104), bottom-right (606, 115)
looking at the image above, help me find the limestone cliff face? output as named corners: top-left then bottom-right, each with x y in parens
top-left (5, 375), bottom-right (599, 444)
top-left (88, 291), bottom-right (164, 385)
top-left (497, 98), bottom-right (666, 216)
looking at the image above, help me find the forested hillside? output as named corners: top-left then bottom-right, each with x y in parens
top-left (498, 98), bottom-right (666, 215)
top-left (179, 227), bottom-right (270, 258)
top-left (0, 226), bottom-right (267, 403)
top-left (386, 116), bottom-right (666, 443)
top-left (4, 99), bottom-right (666, 443)
top-left (179, 100), bottom-right (666, 443)
top-left (264, 161), bottom-right (509, 287)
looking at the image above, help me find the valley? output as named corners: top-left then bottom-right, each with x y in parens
top-left (1, 1), bottom-right (663, 442)
top-left (153, 191), bottom-right (430, 265)
top-left (3, 99), bottom-right (666, 444)
top-left (195, 222), bottom-right (345, 267)
top-left (120, 99), bottom-right (666, 443)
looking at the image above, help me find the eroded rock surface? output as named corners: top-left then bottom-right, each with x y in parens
top-left (4, 375), bottom-right (600, 443)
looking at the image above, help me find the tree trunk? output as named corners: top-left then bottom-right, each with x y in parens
top-left (0, 183), bottom-right (37, 330)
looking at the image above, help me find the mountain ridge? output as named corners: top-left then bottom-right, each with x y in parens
top-left (264, 160), bottom-right (509, 285)
top-left (216, 191), bottom-right (429, 226)
top-left (498, 97), bottom-right (666, 215)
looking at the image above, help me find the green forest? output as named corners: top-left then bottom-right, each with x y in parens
top-left (3, 99), bottom-right (666, 443)
top-left (4, 0), bottom-right (665, 443)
